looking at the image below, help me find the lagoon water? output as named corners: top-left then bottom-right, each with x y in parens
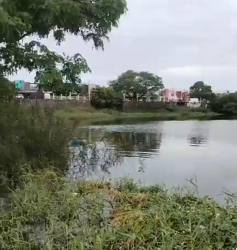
top-left (75, 120), bottom-right (237, 201)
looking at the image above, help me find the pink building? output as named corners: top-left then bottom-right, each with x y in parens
top-left (162, 89), bottom-right (189, 103)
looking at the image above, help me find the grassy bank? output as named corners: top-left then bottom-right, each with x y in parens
top-left (1, 102), bottom-right (234, 250)
top-left (55, 107), bottom-right (219, 125)
top-left (1, 171), bottom-right (237, 250)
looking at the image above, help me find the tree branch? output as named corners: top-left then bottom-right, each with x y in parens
top-left (17, 32), bottom-right (33, 42)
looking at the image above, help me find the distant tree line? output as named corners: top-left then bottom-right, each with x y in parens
top-left (91, 70), bottom-right (164, 109)
top-left (91, 76), bottom-right (237, 116)
top-left (3, 67), bottom-right (237, 116)
top-left (189, 81), bottom-right (237, 115)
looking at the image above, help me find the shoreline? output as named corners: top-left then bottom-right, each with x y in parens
top-left (54, 107), bottom-right (221, 125)
top-left (2, 171), bottom-right (237, 249)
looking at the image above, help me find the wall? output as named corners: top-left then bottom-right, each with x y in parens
top-left (123, 101), bottom-right (165, 112)
top-left (16, 99), bottom-right (91, 109)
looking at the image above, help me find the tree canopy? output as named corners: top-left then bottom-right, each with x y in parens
top-left (0, 0), bottom-right (127, 92)
top-left (0, 76), bottom-right (14, 100)
top-left (35, 53), bottom-right (90, 95)
top-left (209, 92), bottom-right (237, 115)
top-left (110, 70), bottom-right (164, 100)
top-left (91, 86), bottom-right (122, 109)
top-left (189, 81), bottom-right (214, 101)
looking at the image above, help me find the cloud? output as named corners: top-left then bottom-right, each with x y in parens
top-left (9, 0), bottom-right (237, 91)
top-left (163, 67), bottom-right (202, 77)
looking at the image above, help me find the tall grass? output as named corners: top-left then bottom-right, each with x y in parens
top-left (0, 102), bottom-right (72, 188)
top-left (1, 172), bottom-right (237, 250)
top-left (55, 107), bottom-right (114, 124)
top-left (0, 102), bottom-right (123, 189)
top-left (54, 107), bottom-right (218, 125)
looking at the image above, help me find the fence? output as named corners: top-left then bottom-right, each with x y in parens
top-left (51, 94), bottom-right (89, 101)
top-left (17, 99), bottom-right (91, 109)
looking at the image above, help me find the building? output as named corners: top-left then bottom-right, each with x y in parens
top-left (187, 98), bottom-right (201, 108)
top-left (15, 80), bottom-right (43, 99)
top-left (161, 89), bottom-right (189, 103)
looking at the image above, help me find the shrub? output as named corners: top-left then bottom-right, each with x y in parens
top-left (165, 105), bottom-right (179, 112)
top-left (209, 92), bottom-right (237, 115)
top-left (191, 107), bottom-right (209, 113)
top-left (91, 87), bottom-right (123, 110)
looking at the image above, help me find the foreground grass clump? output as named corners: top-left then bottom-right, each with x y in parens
top-left (55, 107), bottom-right (217, 125)
top-left (1, 172), bottom-right (237, 250)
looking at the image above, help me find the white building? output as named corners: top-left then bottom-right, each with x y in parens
top-left (187, 98), bottom-right (201, 108)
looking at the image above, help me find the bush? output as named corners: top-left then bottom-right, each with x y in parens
top-left (165, 105), bottom-right (179, 112)
top-left (191, 107), bottom-right (209, 113)
top-left (0, 102), bottom-right (72, 188)
top-left (209, 92), bottom-right (237, 115)
top-left (91, 87), bottom-right (123, 110)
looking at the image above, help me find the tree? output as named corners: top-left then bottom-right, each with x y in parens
top-left (91, 87), bottom-right (122, 109)
top-left (209, 92), bottom-right (237, 115)
top-left (0, 76), bottom-right (15, 100)
top-left (110, 70), bottom-right (164, 100)
top-left (0, 0), bottom-right (127, 83)
top-left (77, 84), bottom-right (89, 96)
top-left (189, 81), bottom-right (214, 101)
top-left (35, 53), bottom-right (90, 95)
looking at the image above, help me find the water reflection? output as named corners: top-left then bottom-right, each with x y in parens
top-left (70, 125), bottom-right (163, 179)
top-left (72, 120), bottom-right (237, 201)
top-left (187, 122), bottom-right (209, 147)
top-left (105, 131), bottom-right (162, 158)
top-left (188, 134), bottom-right (207, 147)
top-left (68, 141), bottom-right (122, 180)
top-left (76, 125), bottom-right (163, 158)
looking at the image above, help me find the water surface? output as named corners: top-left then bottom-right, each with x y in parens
top-left (75, 120), bottom-right (237, 201)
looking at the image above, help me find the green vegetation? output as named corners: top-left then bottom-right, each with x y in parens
top-left (209, 92), bottom-right (237, 116)
top-left (91, 87), bottom-right (123, 110)
top-left (55, 107), bottom-right (218, 125)
top-left (190, 81), bottom-right (214, 102)
top-left (0, 103), bottom-right (120, 189)
top-left (0, 0), bottom-right (128, 187)
top-left (0, 0), bottom-right (127, 94)
top-left (2, 171), bottom-right (237, 250)
top-left (2, 1), bottom-right (237, 249)
top-left (35, 53), bottom-right (90, 95)
top-left (110, 70), bottom-right (164, 101)
top-left (0, 76), bottom-right (14, 100)
top-left (188, 81), bottom-right (237, 117)
top-left (0, 102), bottom-right (72, 188)
top-left (89, 79), bottom-right (237, 119)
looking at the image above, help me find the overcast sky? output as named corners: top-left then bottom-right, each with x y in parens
top-left (9, 0), bottom-right (237, 91)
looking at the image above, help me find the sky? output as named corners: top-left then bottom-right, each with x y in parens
top-left (9, 0), bottom-right (237, 92)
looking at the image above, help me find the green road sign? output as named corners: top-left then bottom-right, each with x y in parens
top-left (15, 80), bottom-right (21, 90)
